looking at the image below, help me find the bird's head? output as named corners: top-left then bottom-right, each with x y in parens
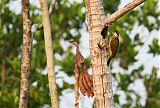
top-left (113, 32), bottom-right (119, 38)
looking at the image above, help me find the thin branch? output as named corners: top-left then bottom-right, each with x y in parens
top-left (31, 0), bottom-right (56, 36)
top-left (70, 39), bottom-right (81, 108)
top-left (74, 64), bottom-right (80, 108)
top-left (39, 0), bottom-right (58, 107)
top-left (148, 97), bottom-right (160, 103)
top-left (102, 0), bottom-right (144, 28)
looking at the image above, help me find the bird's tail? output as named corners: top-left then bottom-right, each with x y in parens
top-left (107, 57), bottom-right (111, 66)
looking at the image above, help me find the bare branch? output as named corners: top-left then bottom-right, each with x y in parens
top-left (39, 0), bottom-right (58, 107)
top-left (31, 0), bottom-right (56, 36)
top-left (74, 64), bottom-right (80, 108)
top-left (102, 0), bottom-right (144, 28)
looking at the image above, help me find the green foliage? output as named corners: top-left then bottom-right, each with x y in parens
top-left (109, 0), bottom-right (160, 107)
top-left (103, 0), bottom-right (120, 14)
top-left (55, 47), bottom-right (75, 76)
top-left (144, 67), bottom-right (160, 108)
top-left (149, 38), bottom-right (160, 56)
top-left (140, 0), bottom-right (160, 31)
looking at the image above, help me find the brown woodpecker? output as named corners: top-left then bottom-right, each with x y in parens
top-left (107, 32), bottom-right (119, 66)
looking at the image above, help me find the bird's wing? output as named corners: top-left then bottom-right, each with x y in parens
top-left (109, 38), bottom-right (119, 58)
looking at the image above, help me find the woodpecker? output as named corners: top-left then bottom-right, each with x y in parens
top-left (107, 32), bottom-right (119, 66)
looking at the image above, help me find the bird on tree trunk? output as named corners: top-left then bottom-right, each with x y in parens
top-left (107, 32), bottom-right (119, 66)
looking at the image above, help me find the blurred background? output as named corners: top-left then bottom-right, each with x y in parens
top-left (0, 0), bottom-right (160, 108)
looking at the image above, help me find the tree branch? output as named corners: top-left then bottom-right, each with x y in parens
top-left (31, 0), bottom-right (56, 36)
top-left (39, 0), bottom-right (58, 107)
top-left (102, 0), bottom-right (144, 28)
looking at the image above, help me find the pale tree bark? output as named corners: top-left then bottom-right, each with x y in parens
top-left (39, 0), bottom-right (58, 108)
top-left (86, 0), bottom-right (112, 107)
top-left (85, 0), bottom-right (144, 108)
top-left (75, 64), bottom-right (80, 108)
top-left (31, 0), bottom-right (56, 35)
top-left (19, 0), bottom-right (32, 108)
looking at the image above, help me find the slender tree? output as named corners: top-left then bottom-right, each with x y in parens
top-left (19, 0), bottom-right (32, 108)
top-left (85, 0), bottom-right (144, 107)
top-left (39, 0), bottom-right (58, 108)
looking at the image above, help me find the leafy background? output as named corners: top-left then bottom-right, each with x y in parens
top-left (0, 0), bottom-right (160, 108)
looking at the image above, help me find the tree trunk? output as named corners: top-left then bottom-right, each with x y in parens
top-left (39, 0), bottom-right (58, 108)
top-left (86, 0), bottom-right (113, 107)
top-left (85, 0), bottom-right (144, 108)
top-left (19, 0), bottom-right (32, 108)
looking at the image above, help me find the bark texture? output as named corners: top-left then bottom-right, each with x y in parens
top-left (86, 0), bottom-right (144, 108)
top-left (19, 0), bottom-right (32, 108)
top-left (39, 0), bottom-right (58, 108)
top-left (86, 0), bottom-right (113, 107)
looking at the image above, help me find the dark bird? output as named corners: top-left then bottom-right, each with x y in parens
top-left (107, 32), bottom-right (119, 66)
